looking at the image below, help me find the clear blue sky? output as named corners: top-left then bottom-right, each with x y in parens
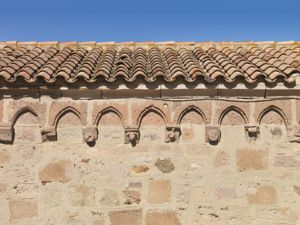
top-left (1, 0), bottom-right (299, 42)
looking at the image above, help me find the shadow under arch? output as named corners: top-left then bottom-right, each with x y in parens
top-left (218, 106), bottom-right (248, 125)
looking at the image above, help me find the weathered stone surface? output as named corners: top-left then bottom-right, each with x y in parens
top-left (99, 189), bottom-right (120, 206)
top-left (247, 185), bottom-right (278, 205)
top-left (93, 220), bottom-right (105, 225)
top-left (9, 199), bottom-right (38, 222)
top-left (123, 190), bottom-right (141, 205)
top-left (148, 179), bottom-right (171, 204)
top-left (0, 150), bottom-right (10, 167)
top-left (0, 183), bottom-right (8, 193)
top-left (146, 211), bottom-right (181, 225)
top-left (109, 209), bottom-right (142, 225)
top-left (70, 184), bottom-right (96, 206)
top-left (274, 155), bottom-right (300, 167)
top-left (154, 158), bottom-right (175, 173)
top-left (132, 165), bottom-right (150, 173)
top-left (215, 186), bottom-right (236, 199)
top-left (39, 160), bottom-right (72, 184)
top-left (213, 150), bottom-right (229, 167)
top-left (236, 148), bottom-right (268, 171)
top-left (293, 186), bottom-right (300, 195)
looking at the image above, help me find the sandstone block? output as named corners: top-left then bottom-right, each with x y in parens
top-left (247, 185), bottom-right (277, 205)
top-left (109, 209), bottom-right (142, 225)
top-left (123, 190), bottom-right (141, 205)
top-left (236, 148), bottom-right (268, 171)
top-left (9, 199), bottom-right (38, 222)
top-left (146, 211), bottom-right (181, 225)
top-left (132, 165), bottom-right (150, 173)
top-left (148, 179), bottom-right (171, 204)
top-left (39, 160), bottom-right (72, 184)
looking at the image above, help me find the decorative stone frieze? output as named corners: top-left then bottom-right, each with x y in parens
top-left (124, 128), bottom-right (140, 146)
top-left (165, 126), bottom-right (181, 143)
top-left (245, 124), bottom-right (260, 142)
top-left (206, 126), bottom-right (221, 145)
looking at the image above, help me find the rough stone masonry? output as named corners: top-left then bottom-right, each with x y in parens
top-left (0, 41), bottom-right (300, 225)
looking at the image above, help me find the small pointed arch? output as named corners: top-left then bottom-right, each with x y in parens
top-left (52, 106), bottom-right (84, 128)
top-left (258, 105), bottom-right (288, 126)
top-left (94, 106), bottom-right (125, 128)
top-left (137, 105), bottom-right (167, 128)
top-left (219, 106), bottom-right (248, 125)
top-left (12, 106), bottom-right (41, 143)
top-left (177, 105), bottom-right (207, 125)
top-left (11, 106), bottom-right (40, 127)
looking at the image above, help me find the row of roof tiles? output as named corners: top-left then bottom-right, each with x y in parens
top-left (0, 41), bottom-right (299, 84)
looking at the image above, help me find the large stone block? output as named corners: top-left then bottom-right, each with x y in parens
top-left (146, 211), bottom-right (181, 225)
top-left (39, 160), bottom-right (72, 184)
top-left (9, 199), bottom-right (39, 222)
top-left (148, 179), bottom-right (172, 204)
top-left (247, 185), bottom-right (278, 205)
top-left (236, 148), bottom-right (268, 171)
top-left (109, 209), bottom-right (142, 225)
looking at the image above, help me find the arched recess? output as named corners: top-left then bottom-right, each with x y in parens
top-left (258, 105), bottom-right (288, 141)
top-left (258, 105), bottom-right (288, 126)
top-left (218, 106), bottom-right (248, 126)
top-left (96, 108), bottom-right (124, 145)
top-left (137, 106), bottom-right (167, 127)
top-left (55, 107), bottom-right (83, 143)
top-left (138, 106), bottom-right (166, 143)
top-left (219, 106), bottom-right (248, 144)
top-left (13, 107), bottom-right (41, 143)
top-left (177, 106), bottom-right (206, 142)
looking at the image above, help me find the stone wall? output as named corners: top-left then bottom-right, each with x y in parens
top-left (1, 96), bottom-right (300, 225)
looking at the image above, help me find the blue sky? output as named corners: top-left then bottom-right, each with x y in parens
top-left (1, 0), bottom-right (299, 42)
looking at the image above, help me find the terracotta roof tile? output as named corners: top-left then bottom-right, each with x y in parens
top-left (0, 41), bottom-right (299, 84)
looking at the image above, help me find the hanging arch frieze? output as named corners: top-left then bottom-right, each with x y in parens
top-left (0, 99), bottom-right (298, 146)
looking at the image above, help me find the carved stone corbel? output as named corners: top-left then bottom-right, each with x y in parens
top-left (245, 124), bottom-right (260, 142)
top-left (287, 125), bottom-right (300, 143)
top-left (165, 126), bottom-right (181, 143)
top-left (0, 124), bottom-right (13, 143)
top-left (41, 127), bottom-right (57, 142)
top-left (83, 126), bottom-right (98, 145)
top-left (125, 128), bottom-right (140, 146)
top-left (206, 126), bottom-right (221, 145)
